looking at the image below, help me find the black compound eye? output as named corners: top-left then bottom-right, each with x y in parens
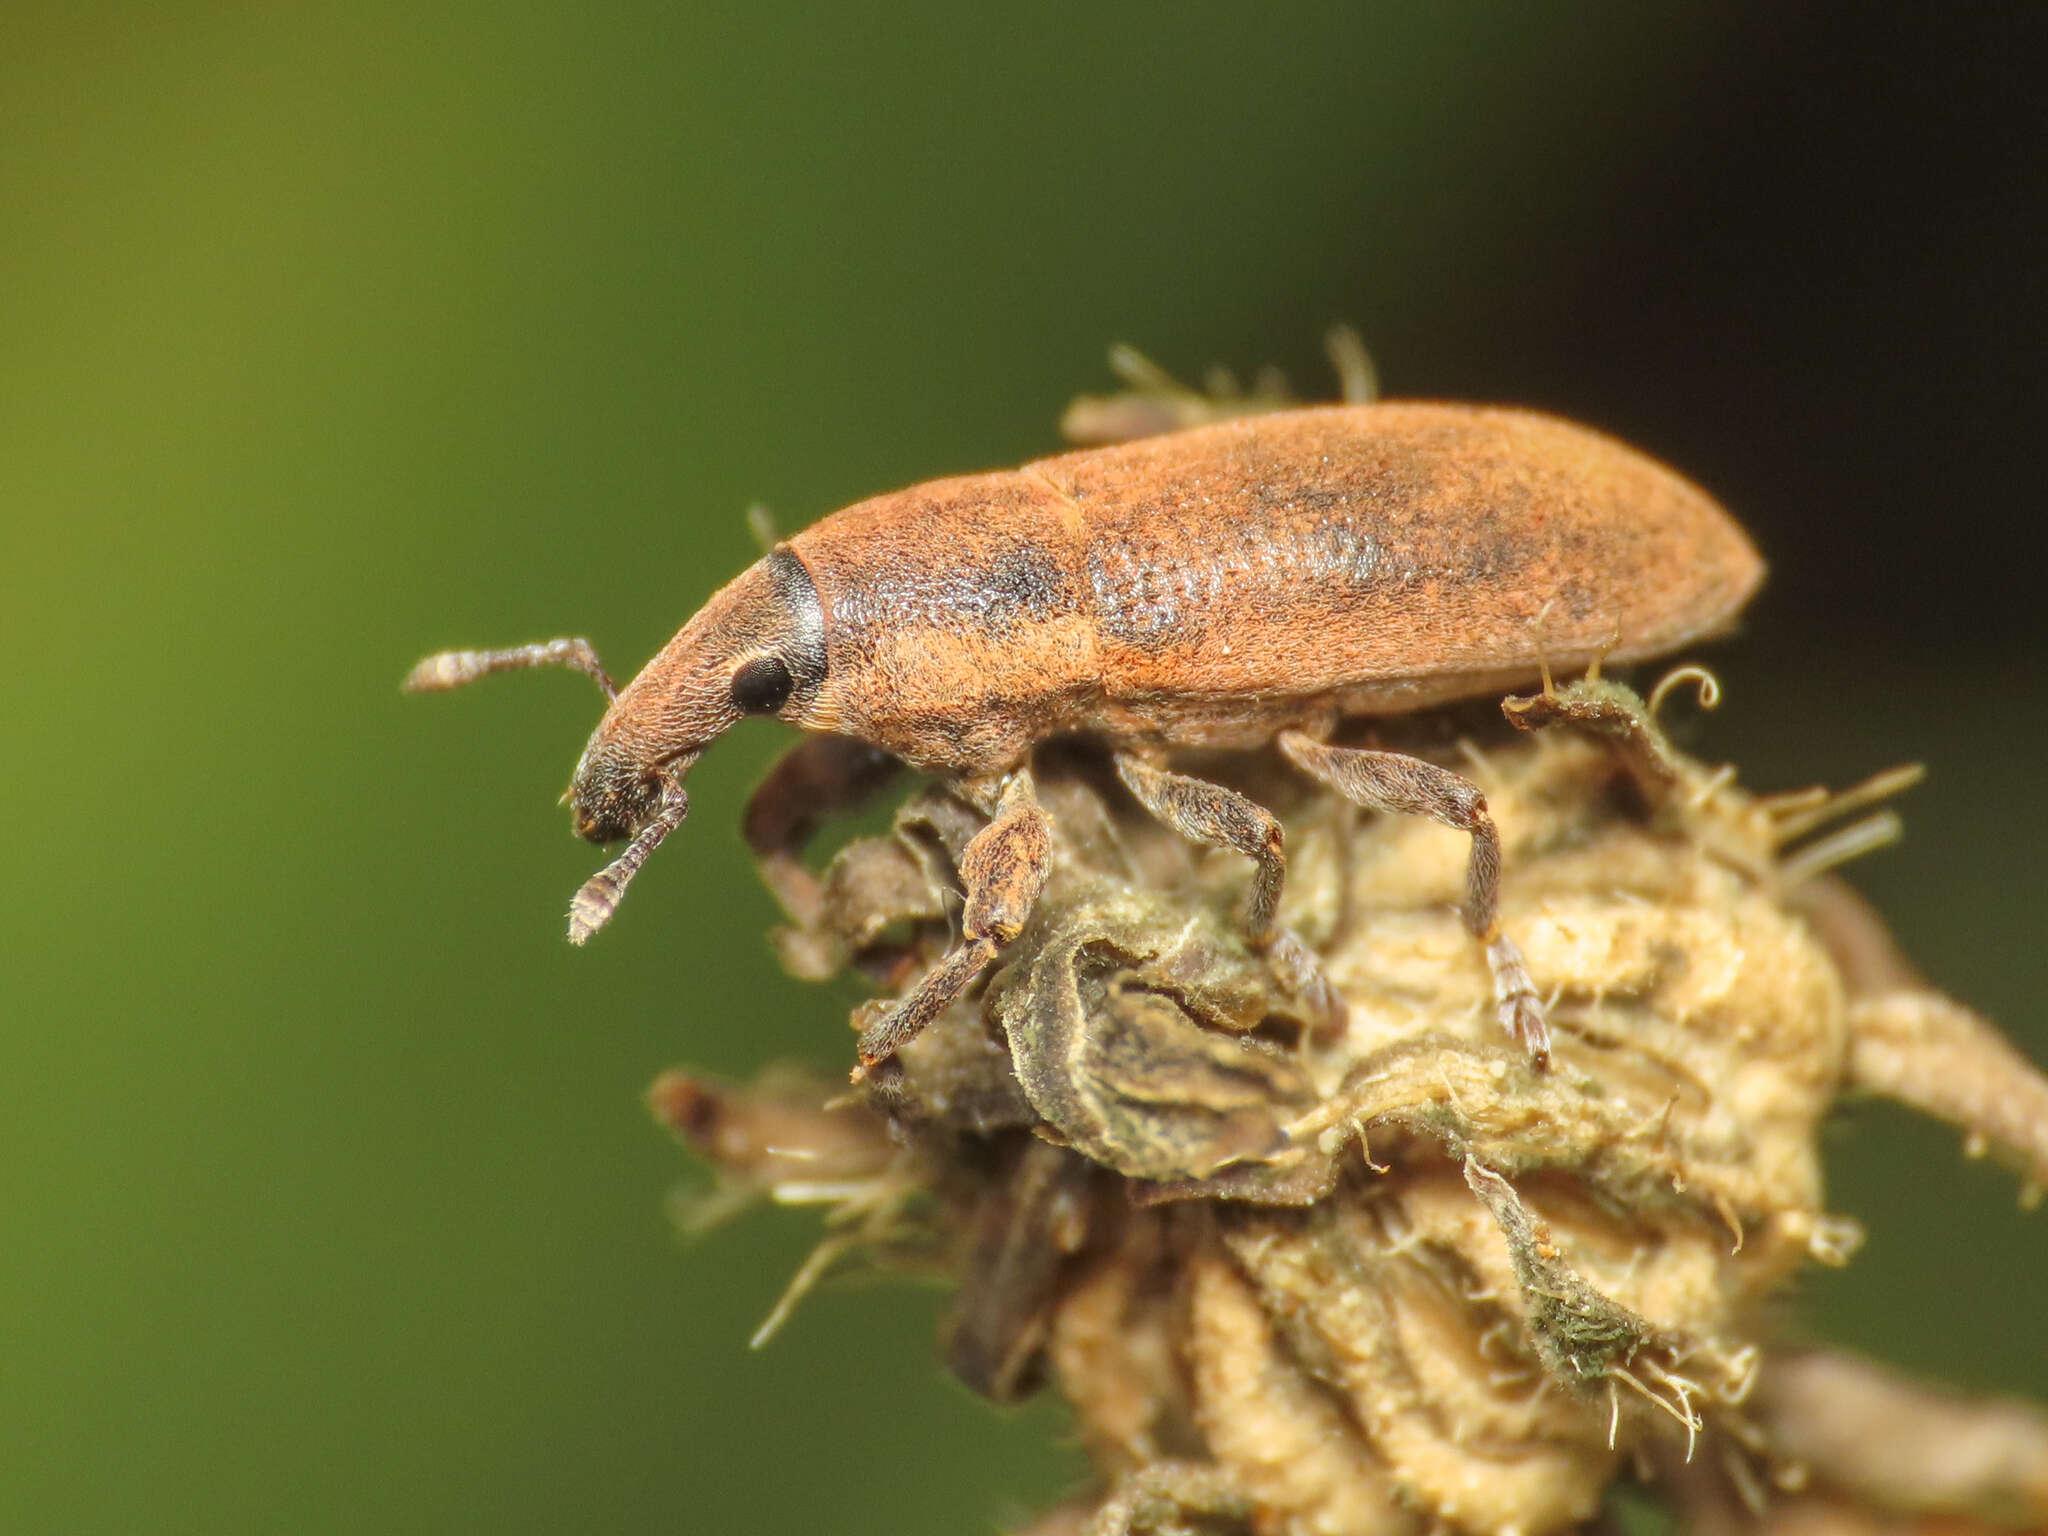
top-left (730, 654), bottom-right (794, 714)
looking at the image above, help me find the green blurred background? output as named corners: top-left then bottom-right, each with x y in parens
top-left (3, 5), bottom-right (2042, 1532)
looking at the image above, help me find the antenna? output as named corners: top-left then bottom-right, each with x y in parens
top-left (567, 786), bottom-right (689, 944)
top-left (404, 638), bottom-right (616, 702)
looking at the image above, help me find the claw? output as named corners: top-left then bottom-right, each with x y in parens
top-left (1264, 928), bottom-right (1348, 1040)
top-left (1487, 935), bottom-right (1551, 1067)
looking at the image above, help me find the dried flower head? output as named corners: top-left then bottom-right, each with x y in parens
top-left (651, 638), bottom-right (2045, 1535)
top-left (653, 662), bottom-right (2048, 1536)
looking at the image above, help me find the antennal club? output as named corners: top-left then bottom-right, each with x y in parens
top-left (404, 638), bottom-right (616, 702)
top-left (568, 786), bottom-right (689, 944)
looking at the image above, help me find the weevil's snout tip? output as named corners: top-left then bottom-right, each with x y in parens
top-left (571, 799), bottom-right (634, 846)
top-left (568, 787), bottom-right (627, 845)
top-left (570, 778), bottom-right (671, 846)
top-left (567, 738), bottom-right (699, 846)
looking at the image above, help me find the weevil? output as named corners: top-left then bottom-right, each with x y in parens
top-left (408, 400), bottom-right (1762, 1080)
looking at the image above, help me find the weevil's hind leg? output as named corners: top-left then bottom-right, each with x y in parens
top-left (742, 734), bottom-right (901, 930)
top-left (852, 769), bottom-right (1052, 1082)
top-left (1113, 751), bottom-right (1343, 1031)
top-left (1277, 731), bottom-right (1551, 1067)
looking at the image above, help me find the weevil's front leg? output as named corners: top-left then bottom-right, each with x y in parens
top-left (851, 769), bottom-right (1052, 1081)
top-left (741, 733), bottom-right (901, 930)
top-left (1112, 751), bottom-right (1343, 1029)
top-left (1277, 731), bottom-right (1550, 1067)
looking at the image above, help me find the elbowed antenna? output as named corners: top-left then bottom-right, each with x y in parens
top-left (406, 633), bottom-right (672, 940)
top-left (403, 637), bottom-right (617, 702)
top-left (567, 780), bottom-right (689, 944)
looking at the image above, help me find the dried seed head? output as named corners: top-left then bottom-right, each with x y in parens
top-left (655, 679), bottom-right (2048, 1536)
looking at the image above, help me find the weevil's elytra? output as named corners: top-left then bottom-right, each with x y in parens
top-left (788, 407), bottom-right (1755, 772)
top-left (408, 401), bottom-right (1763, 1078)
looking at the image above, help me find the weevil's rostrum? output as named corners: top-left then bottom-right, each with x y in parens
top-left (409, 397), bottom-right (1760, 1080)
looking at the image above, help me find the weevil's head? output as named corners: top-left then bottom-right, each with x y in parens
top-left (561, 550), bottom-right (827, 940)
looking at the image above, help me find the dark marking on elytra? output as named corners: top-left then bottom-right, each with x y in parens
top-left (832, 541), bottom-right (1074, 637)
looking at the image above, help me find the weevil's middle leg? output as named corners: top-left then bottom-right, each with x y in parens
top-left (1112, 750), bottom-right (1343, 1030)
top-left (851, 768), bottom-right (1052, 1082)
top-left (1277, 731), bottom-right (1551, 1067)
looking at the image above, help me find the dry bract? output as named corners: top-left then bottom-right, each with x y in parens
top-left (652, 681), bottom-right (2048, 1536)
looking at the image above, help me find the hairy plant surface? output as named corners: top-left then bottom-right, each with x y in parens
top-left (652, 677), bottom-right (2048, 1536)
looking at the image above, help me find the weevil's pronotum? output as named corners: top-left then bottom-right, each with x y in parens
top-left (409, 399), bottom-right (1762, 1080)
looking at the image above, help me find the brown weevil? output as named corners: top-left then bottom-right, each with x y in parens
top-left (408, 397), bottom-right (1762, 1080)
